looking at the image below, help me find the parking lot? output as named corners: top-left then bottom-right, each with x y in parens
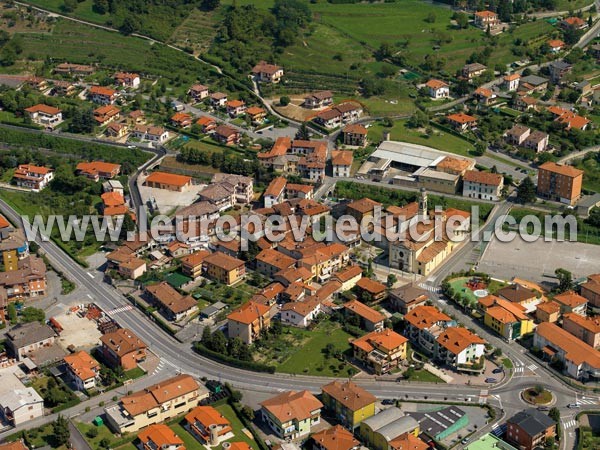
top-left (478, 236), bottom-right (600, 284)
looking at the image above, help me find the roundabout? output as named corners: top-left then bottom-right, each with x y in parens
top-left (521, 386), bottom-right (555, 406)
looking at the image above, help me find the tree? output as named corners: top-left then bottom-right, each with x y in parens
top-left (119, 213), bottom-right (136, 240)
top-left (516, 176), bottom-right (536, 204)
top-left (21, 307), bottom-right (45, 323)
top-left (230, 389), bottom-right (243, 402)
top-left (548, 407), bottom-right (560, 423)
top-left (454, 12), bottom-right (469, 29)
top-left (555, 268), bottom-right (573, 293)
top-left (425, 12), bottom-right (436, 23)
top-left (279, 95), bottom-right (290, 106)
top-left (201, 326), bottom-right (212, 347)
top-left (241, 405), bottom-right (255, 420)
top-left (62, 0), bottom-right (77, 13)
top-left (210, 330), bottom-right (228, 354)
top-left (407, 110), bottom-right (429, 129)
top-left (92, 0), bottom-right (108, 14)
top-left (7, 302), bottom-right (17, 323)
top-left (52, 415), bottom-right (70, 447)
top-left (201, 0), bottom-right (220, 11)
top-left (120, 16), bottom-right (141, 35)
top-left (296, 122), bottom-right (310, 140)
top-left (387, 274), bottom-right (398, 287)
top-left (86, 427), bottom-right (99, 438)
top-left (227, 337), bottom-right (243, 359)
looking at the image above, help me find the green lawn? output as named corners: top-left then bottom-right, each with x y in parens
top-left (502, 358), bottom-right (514, 369)
top-left (170, 423), bottom-right (205, 450)
top-left (405, 368), bottom-right (445, 383)
top-left (449, 278), bottom-right (478, 305)
top-left (274, 322), bottom-right (357, 377)
top-left (75, 422), bottom-right (135, 449)
top-left (367, 119), bottom-right (475, 156)
top-left (572, 151), bottom-right (600, 193)
top-left (217, 404), bottom-right (259, 449)
top-left (4, 423), bottom-right (68, 449)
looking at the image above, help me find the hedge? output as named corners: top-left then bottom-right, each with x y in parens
top-left (193, 342), bottom-right (275, 373)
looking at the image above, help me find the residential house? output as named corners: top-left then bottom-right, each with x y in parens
top-left (203, 251), bottom-right (246, 285)
top-left (473, 87), bottom-right (496, 105)
top-left (252, 61), bottom-right (284, 83)
top-left (404, 305), bottom-right (453, 356)
top-left (104, 374), bottom-right (208, 434)
top-left (503, 73), bottom-right (520, 91)
top-left (553, 291), bottom-right (587, 315)
top-left (534, 322), bottom-right (600, 380)
top-left (331, 265), bottom-right (362, 291)
top-left (331, 150), bottom-right (353, 178)
top-left (280, 296), bottom-right (322, 328)
top-left (246, 106), bottom-right (267, 125)
top-left (0, 386), bottom-right (44, 426)
top-left (119, 257), bottom-right (146, 280)
top-left (93, 105), bottom-right (121, 126)
top-left (0, 441), bottom-right (29, 450)
top-left (315, 103), bottom-right (362, 129)
top-left (260, 390), bottom-right (323, 439)
top-left (425, 79), bottom-right (450, 99)
top-left (227, 300), bottom-right (270, 344)
top-left (133, 125), bottom-right (169, 143)
top-left (264, 176), bottom-right (287, 208)
top-left (114, 72), bottom-right (140, 88)
top-left (359, 408), bottom-right (420, 450)
top-left (196, 116), bottom-right (217, 133)
top-left (171, 112), bottom-right (193, 128)
top-left (54, 63), bottom-right (95, 76)
top-left (138, 424), bottom-right (184, 450)
top-left (214, 124), bottom-right (240, 146)
top-left (13, 164), bottom-right (54, 191)
top-left (351, 328), bottom-right (408, 374)
top-left (52, 80), bottom-right (76, 96)
top-left (563, 313), bottom-right (600, 348)
top-left (524, 130), bottom-right (549, 153)
top-left (321, 381), bottom-right (376, 429)
top-left (462, 170), bottom-right (504, 201)
top-left (211, 173), bottom-right (254, 205)
top-left (388, 284), bottom-right (429, 314)
top-left (63, 351), bottom-right (100, 391)
top-left (105, 122), bottom-right (129, 139)
top-left (185, 405), bottom-right (232, 445)
top-left (6, 322), bottom-right (56, 361)
top-left (88, 85), bottom-right (118, 104)
top-left (99, 328), bottom-right (147, 370)
top-left (24, 104), bottom-right (63, 128)
top-left (537, 162), bottom-right (584, 205)
top-left (145, 172), bottom-right (192, 192)
top-left (561, 16), bottom-right (587, 30)
top-left (581, 274), bottom-right (600, 310)
top-left (346, 198), bottom-right (382, 223)
top-left (436, 326), bottom-right (486, 370)
top-left (535, 301), bottom-right (561, 323)
top-left (256, 248), bottom-right (296, 278)
top-left (462, 63), bottom-right (487, 80)
top-left (24, 76), bottom-right (47, 91)
top-left (226, 100), bottom-right (246, 117)
top-left (446, 113), bottom-right (478, 132)
top-left (480, 296), bottom-right (533, 341)
top-left (342, 123), bottom-right (368, 147)
top-left (311, 425), bottom-right (361, 450)
top-left (548, 60), bottom-right (572, 84)
top-left (189, 84), bottom-right (209, 101)
top-left (145, 281), bottom-right (198, 322)
top-left (515, 95), bottom-right (538, 111)
top-left (355, 277), bottom-right (387, 304)
top-left (76, 161), bottom-right (121, 180)
top-left (210, 92), bottom-right (228, 108)
top-left (505, 124), bottom-right (530, 146)
top-left (343, 299), bottom-right (385, 331)
top-left (286, 183), bottom-right (314, 200)
top-left (0, 255), bottom-right (47, 301)
top-left (198, 183), bottom-right (235, 212)
top-left (548, 39), bottom-right (566, 53)
top-left (474, 10), bottom-right (499, 29)
top-left (298, 243), bottom-right (350, 283)
top-left (304, 91), bottom-right (333, 109)
top-left (506, 409), bottom-right (556, 450)
top-left (496, 281), bottom-right (543, 314)
top-left (180, 250), bottom-right (211, 279)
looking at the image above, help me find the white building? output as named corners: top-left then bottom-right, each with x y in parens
top-left (331, 151), bottom-right (353, 178)
top-left (0, 378), bottom-right (44, 426)
top-left (280, 297), bottom-right (321, 328)
top-left (462, 170), bottom-right (504, 201)
top-left (425, 79), bottom-right (450, 99)
top-left (24, 104), bottom-right (63, 128)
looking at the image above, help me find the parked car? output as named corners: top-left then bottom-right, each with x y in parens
top-left (537, 406), bottom-right (550, 411)
top-left (381, 399), bottom-right (396, 405)
top-left (492, 368), bottom-right (503, 374)
top-left (567, 403), bottom-right (581, 409)
top-left (485, 378), bottom-right (498, 383)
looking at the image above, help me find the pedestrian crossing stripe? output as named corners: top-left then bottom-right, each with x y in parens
top-left (527, 364), bottom-right (538, 371)
top-left (563, 420), bottom-right (577, 429)
top-left (578, 399), bottom-right (596, 405)
top-left (107, 305), bottom-right (133, 314)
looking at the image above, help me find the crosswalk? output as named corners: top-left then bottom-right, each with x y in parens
top-left (562, 419), bottom-right (577, 429)
top-left (491, 423), bottom-right (506, 437)
top-left (107, 305), bottom-right (134, 315)
top-left (513, 363), bottom-right (538, 375)
top-left (151, 359), bottom-right (166, 376)
top-left (478, 389), bottom-right (489, 404)
top-left (577, 397), bottom-right (597, 405)
top-left (418, 283), bottom-right (441, 294)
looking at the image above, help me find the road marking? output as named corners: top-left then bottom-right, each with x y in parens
top-left (87, 272), bottom-right (94, 278)
top-left (578, 399), bottom-right (596, 405)
top-left (86, 294), bottom-right (93, 300)
top-left (562, 419), bottom-right (577, 429)
top-left (527, 364), bottom-right (538, 371)
top-left (106, 305), bottom-right (133, 315)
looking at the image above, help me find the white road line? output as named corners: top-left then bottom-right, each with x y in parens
top-left (87, 272), bottom-right (94, 278)
top-left (86, 294), bottom-right (93, 299)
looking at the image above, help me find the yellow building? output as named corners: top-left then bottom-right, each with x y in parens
top-left (359, 408), bottom-right (420, 450)
top-left (321, 380), bottom-right (376, 429)
top-left (203, 251), bottom-right (246, 286)
top-left (481, 296), bottom-right (533, 341)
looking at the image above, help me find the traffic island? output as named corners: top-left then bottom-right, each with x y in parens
top-left (521, 386), bottom-right (555, 406)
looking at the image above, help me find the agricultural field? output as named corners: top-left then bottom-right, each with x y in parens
top-left (168, 7), bottom-right (219, 55)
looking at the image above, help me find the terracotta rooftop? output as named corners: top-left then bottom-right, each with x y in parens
top-left (25, 103), bottom-right (61, 115)
top-left (311, 425), bottom-right (360, 450)
top-left (138, 424), bottom-right (184, 448)
top-left (554, 290), bottom-right (587, 308)
top-left (227, 300), bottom-right (270, 325)
top-left (436, 326), bottom-right (485, 355)
top-left (405, 305), bottom-right (451, 330)
top-left (257, 248), bottom-right (296, 271)
top-left (447, 113), bottom-right (477, 124)
top-left (536, 322), bottom-right (600, 368)
top-left (347, 197), bottom-right (382, 214)
top-left (63, 351), bottom-right (99, 381)
top-left (321, 380), bottom-right (377, 412)
top-left (260, 390), bottom-right (323, 423)
top-left (343, 123), bottom-right (368, 134)
top-left (563, 313), bottom-right (600, 334)
top-left (100, 328), bottom-right (147, 357)
top-left (343, 299), bottom-right (385, 324)
top-left (203, 251), bottom-right (245, 271)
top-left (463, 170), bottom-right (503, 186)
top-left (332, 150), bottom-right (353, 166)
top-left (145, 171), bottom-right (192, 187)
top-left (264, 176), bottom-right (287, 197)
top-left (356, 277), bottom-right (387, 295)
top-left (351, 328), bottom-right (407, 353)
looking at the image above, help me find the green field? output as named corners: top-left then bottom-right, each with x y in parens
top-left (76, 422), bottom-right (135, 450)
top-left (270, 322), bottom-right (357, 377)
top-left (367, 119), bottom-right (475, 156)
top-left (572, 151), bottom-right (600, 193)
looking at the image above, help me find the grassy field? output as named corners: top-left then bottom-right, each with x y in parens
top-left (76, 422), bottom-right (135, 449)
top-left (572, 151), bottom-right (600, 193)
top-left (367, 119), bottom-right (475, 156)
top-left (271, 322), bottom-right (357, 377)
top-left (405, 368), bottom-right (445, 383)
top-left (168, 7), bottom-right (219, 54)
